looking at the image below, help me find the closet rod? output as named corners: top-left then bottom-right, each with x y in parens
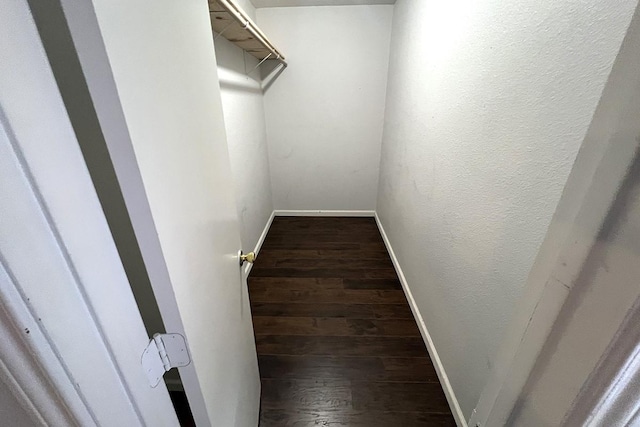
top-left (217, 0), bottom-right (288, 67)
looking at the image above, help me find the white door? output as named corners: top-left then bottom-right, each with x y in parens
top-left (0, 1), bottom-right (179, 425)
top-left (4, 0), bottom-right (260, 426)
top-left (56, 0), bottom-right (261, 426)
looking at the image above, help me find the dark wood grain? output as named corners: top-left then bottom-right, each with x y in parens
top-left (250, 302), bottom-right (414, 319)
top-left (258, 355), bottom-right (440, 382)
top-left (351, 381), bottom-right (451, 412)
top-left (250, 267), bottom-right (399, 279)
top-left (256, 335), bottom-right (427, 357)
top-left (252, 316), bottom-right (421, 337)
top-left (262, 233), bottom-right (382, 244)
top-left (272, 258), bottom-right (395, 269)
top-left (250, 277), bottom-right (344, 290)
top-left (260, 241), bottom-right (386, 251)
top-left (256, 249), bottom-right (391, 264)
top-left (343, 278), bottom-right (402, 290)
top-left (249, 288), bottom-right (408, 304)
top-left (249, 216), bottom-right (454, 426)
top-left (260, 379), bottom-right (352, 410)
top-left (259, 409), bottom-right (457, 427)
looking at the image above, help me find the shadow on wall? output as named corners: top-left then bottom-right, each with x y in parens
top-left (260, 60), bottom-right (286, 92)
top-left (214, 35), bottom-right (286, 93)
top-left (217, 61), bottom-right (285, 94)
top-left (508, 144), bottom-right (640, 425)
top-left (218, 79), bottom-right (263, 95)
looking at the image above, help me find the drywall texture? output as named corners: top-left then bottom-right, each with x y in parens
top-left (472, 7), bottom-right (640, 425)
top-left (257, 5), bottom-right (393, 210)
top-left (512, 155), bottom-right (640, 426)
top-left (376, 0), bottom-right (637, 418)
top-left (215, 27), bottom-right (273, 253)
top-left (508, 13), bottom-right (640, 424)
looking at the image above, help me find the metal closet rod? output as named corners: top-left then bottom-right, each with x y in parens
top-left (217, 0), bottom-right (288, 67)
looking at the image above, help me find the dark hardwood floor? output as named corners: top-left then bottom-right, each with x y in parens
top-left (249, 217), bottom-right (455, 427)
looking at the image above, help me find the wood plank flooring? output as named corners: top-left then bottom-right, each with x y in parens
top-left (249, 217), bottom-right (455, 426)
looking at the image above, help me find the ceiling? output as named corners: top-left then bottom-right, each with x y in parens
top-left (251, 0), bottom-right (395, 7)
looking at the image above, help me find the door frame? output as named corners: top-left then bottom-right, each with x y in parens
top-left (26, 0), bottom-right (215, 425)
top-left (0, 234), bottom-right (89, 426)
top-left (0, 108), bottom-right (179, 426)
top-left (1, 1), bottom-right (182, 424)
top-left (469, 6), bottom-right (640, 426)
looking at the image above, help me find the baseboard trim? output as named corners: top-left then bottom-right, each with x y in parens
top-left (374, 212), bottom-right (468, 427)
top-left (243, 210), bottom-right (276, 276)
top-left (273, 210), bottom-right (375, 217)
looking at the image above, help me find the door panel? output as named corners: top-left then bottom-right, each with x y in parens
top-left (61, 0), bottom-right (261, 425)
top-left (0, 1), bottom-right (178, 425)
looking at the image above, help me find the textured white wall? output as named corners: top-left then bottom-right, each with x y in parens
top-left (376, 0), bottom-right (637, 418)
top-left (506, 10), bottom-right (640, 424)
top-left (512, 159), bottom-right (640, 426)
top-left (257, 5), bottom-right (393, 210)
top-left (215, 8), bottom-right (274, 252)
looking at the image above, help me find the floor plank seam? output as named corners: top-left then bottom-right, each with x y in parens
top-left (251, 216), bottom-right (456, 426)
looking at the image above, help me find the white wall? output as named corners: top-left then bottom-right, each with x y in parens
top-left (257, 5), bottom-right (393, 211)
top-left (471, 6), bottom-right (640, 424)
top-left (506, 10), bottom-right (640, 424)
top-left (512, 157), bottom-right (640, 426)
top-left (376, 0), bottom-right (637, 419)
top-left (214, 1), bottom-right (274, 253)
top-left (235, 0), bottom-right (259, 20)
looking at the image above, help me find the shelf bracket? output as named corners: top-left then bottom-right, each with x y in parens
top-left (247, 53), bottom-right (273, 76)
top-left (214, 21), bottom-right (235, 40)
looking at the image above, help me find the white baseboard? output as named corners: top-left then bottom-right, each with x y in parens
top-left (243, 210), bottom-right (276, 276)
top-left (374, 213), bottom-right (468, 427)
top-left (273, 210), bottom-right (375, 217)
